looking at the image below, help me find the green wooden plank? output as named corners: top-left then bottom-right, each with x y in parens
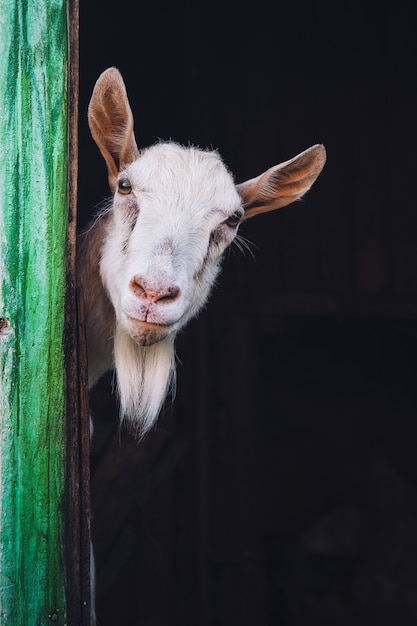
top-left (0, 1), bottom-right (68, 624)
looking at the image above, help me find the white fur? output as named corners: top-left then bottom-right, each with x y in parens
top-left (113, 329), bottom-right (176, 435)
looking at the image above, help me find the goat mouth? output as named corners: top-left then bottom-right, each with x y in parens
top-left (125, 316), bottom-right (174, 346)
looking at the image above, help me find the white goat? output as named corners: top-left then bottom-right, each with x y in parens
top-left (78, 67), bottom-right (326, 436)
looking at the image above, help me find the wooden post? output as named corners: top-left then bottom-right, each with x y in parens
top-left (0, 1), bottom-right (84, 624)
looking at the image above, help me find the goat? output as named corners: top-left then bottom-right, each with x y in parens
top-left (78, 67), bottom-right (326, 437)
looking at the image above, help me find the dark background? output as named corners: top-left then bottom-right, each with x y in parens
top-left (78, 3), bottom-right (417, 625)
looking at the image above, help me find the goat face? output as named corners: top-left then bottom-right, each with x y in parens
top-left (100, 142), bottom-right (243, 347)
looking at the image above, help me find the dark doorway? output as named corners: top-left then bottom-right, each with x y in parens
top-left (79, 3), bottom-right (417, 625)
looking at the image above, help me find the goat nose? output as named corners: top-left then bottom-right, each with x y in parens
top-left (130, 275), bottom-right (180, 303)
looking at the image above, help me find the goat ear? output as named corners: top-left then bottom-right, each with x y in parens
top-left (237, 144), bottom-right (326, 218)
top-left (88, 67), bottom-right (140, 192)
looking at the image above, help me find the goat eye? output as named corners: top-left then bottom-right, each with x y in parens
top-left (224, 211), bottom-right (242, 228)
top-left (118, 178), bottom-right (132, 194)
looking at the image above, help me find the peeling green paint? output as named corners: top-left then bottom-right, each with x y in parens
top-left (0, 1), bottom-right (68, 624)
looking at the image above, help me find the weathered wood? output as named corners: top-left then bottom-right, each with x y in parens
top-left (64, 0), bottom-right (93, 622)
top-left (0, 1), bottom-right (70, 623)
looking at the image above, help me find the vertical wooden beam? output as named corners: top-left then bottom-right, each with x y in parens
top-left (65, 1), bottom-right (92, 623)
top-left (0, 1), bottom-right (74, 623)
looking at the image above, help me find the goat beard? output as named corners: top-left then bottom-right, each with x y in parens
top-left (113, 324), bottom-right (176, 436)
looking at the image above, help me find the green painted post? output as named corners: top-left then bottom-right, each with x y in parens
top-left (0, 1), bottom-right (71, 624)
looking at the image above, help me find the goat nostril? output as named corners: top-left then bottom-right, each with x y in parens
top-left (159, 286), bottom-right (180, 302)
top-left (130, 277), bottom-right (147, 298)
top-left (130, 276), bottom-right (180, 303)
